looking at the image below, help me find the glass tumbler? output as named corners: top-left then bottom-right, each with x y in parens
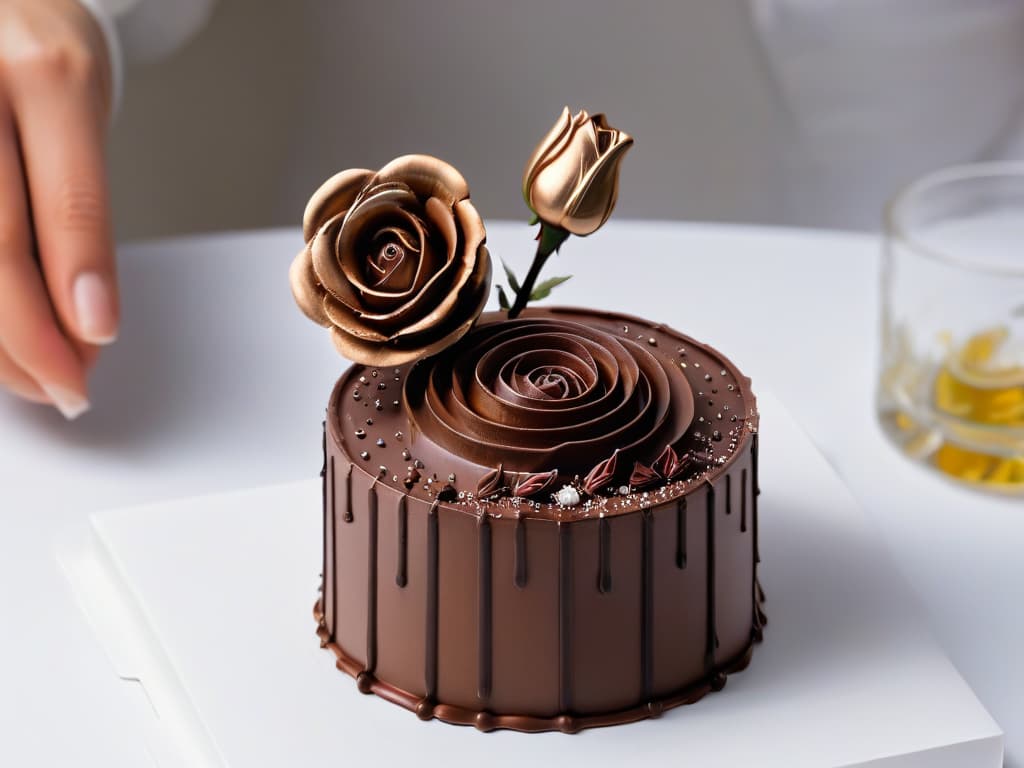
top-left (878, 163), bottom-right (1024, 492)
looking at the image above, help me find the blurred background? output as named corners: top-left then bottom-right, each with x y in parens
top-left (108, 0), bottom-right (1024, 241)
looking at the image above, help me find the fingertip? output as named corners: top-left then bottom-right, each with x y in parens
top-left (72, 270), bottom-right (118, 344)
top-left (40, 383), bottom-right (91, 420)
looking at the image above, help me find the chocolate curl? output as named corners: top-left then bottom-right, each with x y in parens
top-left (652, 445), bottom-right (692, 482)
top-left (436, 484), bottom-right (459, 502)
top-left (477, 464), bottom-right (508, 500)
top-left (583, 450), bottom-right (620, 495)
top-left (513, 469), bottom-right (559, 498)
top-left (629, 461), bottom-right (660, 489)
top-left (403, 467), bottom-right (422, 489)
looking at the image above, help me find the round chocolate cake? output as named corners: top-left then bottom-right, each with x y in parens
top-left (313, 306), bottom-right (763, 732)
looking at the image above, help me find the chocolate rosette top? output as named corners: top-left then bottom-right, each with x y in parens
top-left (290, 155), bottom-right (492, 366)
top-left (404, 317), bottom-right (695, 486)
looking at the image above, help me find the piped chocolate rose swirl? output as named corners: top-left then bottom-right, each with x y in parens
top-left (405, 316), bottom-right (695, 496)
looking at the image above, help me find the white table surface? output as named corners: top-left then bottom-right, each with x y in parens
top-left (1, 222), bottom-right (1020, 766)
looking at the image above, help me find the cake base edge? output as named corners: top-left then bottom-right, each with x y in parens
top-left (314, 596), bottom-right (766, 734)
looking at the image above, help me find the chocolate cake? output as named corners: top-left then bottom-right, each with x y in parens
top-left (290, 115), bottom-right (763, 732)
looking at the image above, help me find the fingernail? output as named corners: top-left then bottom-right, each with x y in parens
top-left (41, 384), bottom-right (91, 420)
top-left (73, 272), bottom-right (118, 344)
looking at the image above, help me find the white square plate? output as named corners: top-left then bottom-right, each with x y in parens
top-left (59, 393), bottom-right (1003, 767)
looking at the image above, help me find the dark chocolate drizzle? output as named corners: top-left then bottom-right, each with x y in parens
top-left (321, 435), bottom-right (330, 637)
top-left (675, 497), bottom-right (688, 569)
top-left (477, 512), bottom-right (493, 701)
top-left (558, 522), bottom-right (572, 713)
top-left (330, 458), bottom-right (339, 640)
top-left (704, 481), bottom-right (716, 676)
top-left (641, 508), bottom-right (654, 701)
top-left (425, 500), bottom-right (439, 699)
top-left (320, 424), bottom-right (328, 626)
top-left (513, 517), bottom-right (528, 588)
top-left (753, 433), bottom-right (760, 563)
top-left (396, 495), bottom-right (408, 588)
top-left (343, 462), bottom-right (353, 523)
top-left (366, 483), bottom-right (379, 674)
top-left (740, 469), bottom-right (748, 534)
top-left (725, 474), bottom-right (732, 515)
top-left (598, 516), bottom-right (613, 593)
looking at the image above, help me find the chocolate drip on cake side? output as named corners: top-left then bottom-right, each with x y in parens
top-left (343, 462), bottom-right (353, 524)
top-left (598, 516), bottom-right (612, 593)
top-left (741, 469), bottom-right (748, 534)
top-left (478, 511), bottom-right (493, 702)
top-left (320, 422), bottom-right (327, 597)
top-left (424, 500), bottom-right (440, 703)
top-left (330, 457), bottom-right (339, 640)
top-left (752, 433), bottom-right (760, 563)
top-left (513, 516), bottom-right (527, 588)
top-left (365, 482), bottom-right (379, 677)
top-left (725, 474), bottom-right (732, 515)
top-left (640, 508), bottom-right (654, 702)
top-left (558, 522), bottom-right (572, 713)
top-left (396, 496), bottom-right (408, 588)
top-left (675, 497), bottom-right (688, 569)
top-left (704, 481), bottom-right (717, 676)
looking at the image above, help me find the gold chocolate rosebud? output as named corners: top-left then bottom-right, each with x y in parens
top-left (290, 155), bottom-right (492, 366)
top-left (522, 107), bottom-right (634, 236)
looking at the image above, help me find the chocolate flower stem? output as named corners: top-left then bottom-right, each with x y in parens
top-left (508, 223), bottom-right (570, 319)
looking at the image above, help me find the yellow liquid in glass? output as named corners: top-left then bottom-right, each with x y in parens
top-left (930, 327), bottom-right (1024, 489)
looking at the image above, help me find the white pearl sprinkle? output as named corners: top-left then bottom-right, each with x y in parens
top-left (556, 485), bottom-right (581, 507)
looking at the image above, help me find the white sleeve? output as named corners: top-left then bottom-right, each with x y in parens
top-left (76, 0), bottom-right (216, 116)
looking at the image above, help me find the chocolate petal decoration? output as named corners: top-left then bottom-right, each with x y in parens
top-left (375, 154), bottom-right (470, 207)
top-left (302, 168), bottom-right (373, 241)
top-left (289, 246), bottom-right (330, 327)
top-left (513, 469), bottom-right (559, 499)
top-left (477, 464), bottom-right (507, 500)
top-left (522, 106), bottom-right (572, 205)
top-left (522, 108), bottom-right (633, 236)
top-left (629, 461), bottom-right (660, 490)
top-left (290, 155), bottom-right (492, 366)
top-left (653, 444), bottom-right (692, 481)
top-left (564, 126), bottom-right (633, 236)
top-left (583, 450), bottom-right (620, 495)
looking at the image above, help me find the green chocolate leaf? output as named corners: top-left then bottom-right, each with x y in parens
top-left (496, 285), bottom-right (511, 310)
top-left (529, 275), bottom-right (572, 301)
top-left (501, 260), bottom-right (522, 294)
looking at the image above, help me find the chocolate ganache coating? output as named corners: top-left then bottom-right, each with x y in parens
top-left (316, 307), bottom-right (763, 732)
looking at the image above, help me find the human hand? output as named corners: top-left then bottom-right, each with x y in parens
top-left (0, 0), bottom-right (117, 419)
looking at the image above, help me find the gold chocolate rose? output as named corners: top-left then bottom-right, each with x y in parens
top-left (290, 155), bottom-right (492, 365)
top-left (522, 107), bottom-right (634, 237)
